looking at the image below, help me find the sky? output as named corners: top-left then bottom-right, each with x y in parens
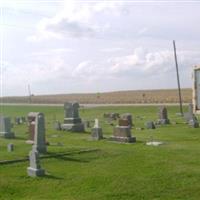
top-left (1, 0), bottom-right (200, 96)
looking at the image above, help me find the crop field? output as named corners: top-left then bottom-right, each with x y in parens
top-left (1, 88), bottom-right (192, 104)
top-left (0, 104), bottom-right (200, 200)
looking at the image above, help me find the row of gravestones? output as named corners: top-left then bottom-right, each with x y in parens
top-left (1, 102), bottom-right (199, 178)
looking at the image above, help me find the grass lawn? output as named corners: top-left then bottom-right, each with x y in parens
top-left (0, 105), bottom-right (200, 200)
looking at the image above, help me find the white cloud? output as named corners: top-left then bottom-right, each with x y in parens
top-left (27, 0), bottom-right (127, 41)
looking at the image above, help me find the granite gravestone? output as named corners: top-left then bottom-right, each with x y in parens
top-left (0, 116), bottom-right (15, 138)
top-left (91, 119), bottom-right (103, 140)
top-left (27, 147), bottom-right (45, 177)
top-left (110, 119), bottom-right (136, 143)
top-left (145, 121), bottom-right (156, 129)
top-left (158, 106), bottom-right (170, 124)
top-left (32, 113), bottom-right (47, 154)
top-left (7, 143), bottom-right (14, 152)
top-left (61, 102), bottom-right (84, 132)
top-left (27, 113), bottom-right (37, 143)
top-left (121, 113), bottom-right (133, 127)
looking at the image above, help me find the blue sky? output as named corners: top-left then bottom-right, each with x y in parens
top-left (1, 0), bottom-right (200, 96)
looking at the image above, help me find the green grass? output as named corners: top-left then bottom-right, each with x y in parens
top-left (0, 105), bottom-right (200, 200)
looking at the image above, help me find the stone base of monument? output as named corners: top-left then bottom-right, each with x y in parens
top-left (109, 126), bottom-right (136, 143)
top-left (61, 119), bottom-right (85, 132)
top-left (27, 167), bottom-right (45, 177)
top-left (0, 132), bottom-right (15, 139)
top-left (91, 127), bottom-right (103, 140)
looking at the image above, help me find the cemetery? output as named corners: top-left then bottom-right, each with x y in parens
top-left (1, 103), bottom-right (200, 199)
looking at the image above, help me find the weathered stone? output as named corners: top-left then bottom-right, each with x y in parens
top-left (121, 113), bottom-right (133, 127)
top-left (7, 143), bottom-right (14, 152)
top-left (110, 126), bottom-right (136, 143)
top-left (158, 106), bottom-right (170, 124)
top-left (61, 102), bottom-right (84, 132)
top-left (27, 148), bottom-right (45, 177)
top-left (145, 121), bottom-right (156, 129)
top-left (15, 117), bottom-right (21, 125)
top-left (54, 121), bottom-right (61, 130)
top-left (0, 116), bottom-right (15, 138)
top-left (91, 119), bottom-right (103, 140)
top-left (188, 118), bottom-right (199, 128)
top-left (32, 113), bottom-right (47, 154)
top-left (118, 119), bottom-right (129, 126)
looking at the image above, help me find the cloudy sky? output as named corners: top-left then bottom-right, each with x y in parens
top-left (1, 0), bottom-right (200, 96)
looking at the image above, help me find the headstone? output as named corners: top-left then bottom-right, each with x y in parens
top-left (54, 121), bottom-right (61, 130)
top-left (91, 119), bottom-right (103, 140)
top-left (7, 143), bottom-right (14, 152)
top-left (0, 116), bottom-right (15, 138)
top-left (15, 117), bottom-right (21, 125)
top-left (61, 102), bottom-right (85, 132)
top-left (193, 65), bottom-right (200, 114)
top-left (27, 147), bottom-right (45, 177)
top-left (121, 113), bottom-right (133, 127)
top-left (188, 118), bottom-right (199, 128)
top-left (110, 119), bottom-right (136, 143)
top-left (27, 113), bottom-right (37, 143)
top-left (157, 106), bottom-right (170, 124)
top-left (145, 121), bottom-right (156, 129)
top-left (184, 103), bottom-right (195, 123)
top-left (32, 113), bottom-right (47, 154)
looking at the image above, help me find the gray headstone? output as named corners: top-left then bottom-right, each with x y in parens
top-left (64, 102), bottom-right (80, 118)
top-left (32, 113), bottom-right (47, 154)
top-left (27, 148), bottom-right (45, 177)
top-left (61, 102), bottom-right (84, 132)
top-left (91, 119), bottom-right (103, 140)
top-left (145, 121), bottom-right (156, 129)
top-left (121, 113), bottom-right (133, 127)
top-left (7, 143), bottom-right (14, 152)
top-left (54, 121), bottom-right (61, 130)
top-left (158, 106), bottom-right (170, 124)
top-left (188, 118), bottom-right (199, 128)
top-left (0, 116), bottom-right (15, 138)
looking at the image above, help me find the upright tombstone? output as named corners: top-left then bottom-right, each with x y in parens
top-left (121, 113), bottom-right (133, 127)
top-left (184, 103), bottom-right (195, 123)
top-left (110, 119), bottom-right (136, 143)
top-left (7, 143), bottom-right (14, 152)
top-left (61, 102), bottom-right (85, 132)
top-left (27, 147), bottom-right (45, 177)
top-left (0, 116), bottom-right (15, 138)
top-left (27, 113), bottom-right (37, 143)
top-left (193, 65), bottom-right (200, 114)
top-left (32, 113), bottom-right (47, 154)
top-left (91, 119), bottom-right (103, 140)
top-left (145, 121), bottom-right (156, 129)
top-left (15, 117), bottom-right (21, 125)
top-left (158, 106), bottom-right (170, 124)
top-left (27, 112), bottom-right (47, 153)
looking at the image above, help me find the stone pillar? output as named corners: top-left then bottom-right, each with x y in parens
top-left (27, 147), bottom-right (45, 177)
top-left (33, 113), bottom-right (47, 154)
top-left (91, 119), bottom-right (103, 140)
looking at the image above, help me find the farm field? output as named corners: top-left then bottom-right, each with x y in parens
top-left (0, 105), bottom-right (200, 200)
top-left (1, 88), bottom-right (192, 104)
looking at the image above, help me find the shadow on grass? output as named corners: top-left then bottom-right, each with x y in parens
top-left (43, 174), bottom-right (64, 180)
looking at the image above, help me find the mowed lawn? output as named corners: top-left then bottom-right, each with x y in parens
top-left (0, 105), bottom-right (200, 200)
